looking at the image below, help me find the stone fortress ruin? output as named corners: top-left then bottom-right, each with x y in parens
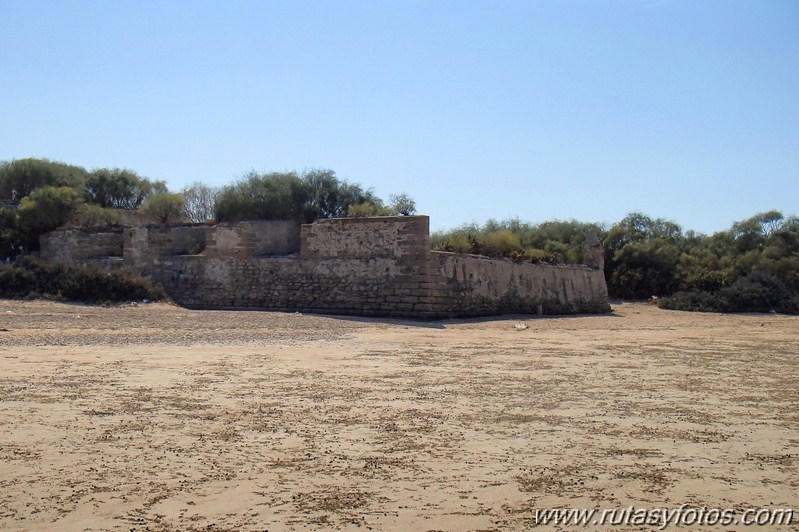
top-left (40, 216), bottom-right (610, 318)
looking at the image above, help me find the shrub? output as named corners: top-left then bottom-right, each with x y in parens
top-left (0, 265), bottom-right (37, 297)
top-left (479, 229), bottom-right (523, 258)
top-left (85, 168), bottom-right (163, 209)
top-left (515, 248), bottom-right (558, 264)
top-left (0, 207), bottom-right (24, 260)
top-left (215, 169), bottom-right (382, 223)
top-left (0, 158), bottom-right (88, 202)
top-left (434, 232), bottom-right (474, 254)
top-left (215, 171), bottom-right (306, 222)
top-left (717, 271), bottom-right (791, 312)
top-left (140, 193), bottom-right (186, 223)
top-left (16, 186), bottom-right (84, 234)
top-left (784, 295), bottom-right (799, 314)
top-left (388, 193), bottom-right (417, 216)
top-left (346, 202), bottom-right (390, 217)
top-left (657, 290), bottom-right (721, 312)
top-left (0, 256), bottom-right (165, 303)
top-left (658, 271), bottom-right (796, 314)
top-left (68, 204), bottom-right (129, 227)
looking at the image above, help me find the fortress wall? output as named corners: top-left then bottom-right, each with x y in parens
top-left (148, 217), bottom-right (435, 315)
top-left (124, 225), bottom-right (209, 262)
top-left (206, 220), bottom-right (300, 258)
top-left (40, 228), bottom-right (124, 265)
top-left (38, 215), bottom-right (610, 318)
top-left (300, 216), bottom-right (429, 260)
top-left (428, 252), bottom-right (610, 315)
top-left (145, 256), bottom-right (409, 313)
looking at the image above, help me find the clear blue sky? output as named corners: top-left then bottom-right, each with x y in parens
top-left (2, 0), bottom-right (797, 233)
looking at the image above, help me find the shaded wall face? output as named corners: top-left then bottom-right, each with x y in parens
top-left (123, 226), bottom-right (209, 262)
top-left (432, 252), bottom-right (610, 315)
top-left (124, 221), bottom-right (301, 264)
top-left (207, 221), bottom-right (300, 258)
top-left (40, 230), bottom-right (123, 263)
top-left (153, 252), bottom-right (609, 318)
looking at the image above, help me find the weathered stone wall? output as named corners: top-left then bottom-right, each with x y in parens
top-left (132, 217), bottom-right (434, 315)
top-left (206, 220), bottom-right (300, 258)
top-left (40, 228), bottom-right (124, 267)
top-left (39, 216), bottom-right (610, 318)
top-left (122, 221), bottom-right (300, 265)
top-left (430, 252), bottom-right (609, 315)
top-left (300, 216), bottom-right (428, 260)
top-left (124, 225), bottom-right (209, 263)
top-left (142, 256), bottom-right (405, 313)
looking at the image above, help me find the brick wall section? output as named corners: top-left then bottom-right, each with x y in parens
top-left (39, 216), bottom-right (610, 318)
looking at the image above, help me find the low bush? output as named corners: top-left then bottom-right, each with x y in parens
top-left (0, 256), bottom-right (166, 303)
top-left (16, 186), bottom-right (83, 234)
top-left (139, 193), bottom-right (186, 223)
top-left (717, 271), bottom-right (791, 312)
top-left (433, 232), bottom-right (475, 254)
top-left (658, 271), bottom-right (796, 314)
top-left (511, 248), bottom-right (559, 265)
top-left (479, 229), bottom-right (522, 258)
top-left (67, 204), bottom-right (130, 227)
top-left (346, 202), bottom-right (390, 217)
top-left (657, 290), bottom-right (720, 312)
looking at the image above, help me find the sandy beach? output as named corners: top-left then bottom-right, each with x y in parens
top-left (0, 300), bottom-right (797, 530)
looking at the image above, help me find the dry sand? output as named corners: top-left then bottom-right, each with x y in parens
top-left (0, 300), bottom-right (797, 531)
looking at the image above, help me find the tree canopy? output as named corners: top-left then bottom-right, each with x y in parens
top-left (85, 168), bottom-right (165, 209)
top-left (17, 186), bottom-right (84, 235)
top-left (1, 156), bottom-right (795, 314)
top-left (0, 157), bottom-right (419, 257)
top-left (140, 193), bottom-right (186, 223)
top-left (214, 169), bottom-right (383, 223)
top-left (0, 158), bottom-right (88, 202)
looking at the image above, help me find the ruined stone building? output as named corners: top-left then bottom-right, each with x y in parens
top-left (40, 215), bottom-right (610, 318)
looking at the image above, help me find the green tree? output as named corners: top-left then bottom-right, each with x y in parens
top-left (16, 186), bottom-right (84, 246)
top-left (215, 171), bottom-right (308, 222)
top-left (603, 213), bottom-right (683, 298)
top-left (607, 239), bottom-right (682, 298)
top-left (85, 168), bottom-right (162, 209)
top-left (140, 193), bottom-right (186, 223)
top-left (302, 169), bottom-right (379, 220)
top-left (68, 204), bottom-right (129, 228)
top-left (0, 158), bottom-right (88, 202)
top-left (0, 207), bottom-right (24, 259)
top-left (215, 169), bottom-right (380, 223)
top-left (387, 193), bottom-right (417, 216)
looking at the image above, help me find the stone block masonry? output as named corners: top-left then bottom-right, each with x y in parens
top-left (38, 227), bottom-right (125, 268)
top-left (39, 216), bottom-right (610, 318)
